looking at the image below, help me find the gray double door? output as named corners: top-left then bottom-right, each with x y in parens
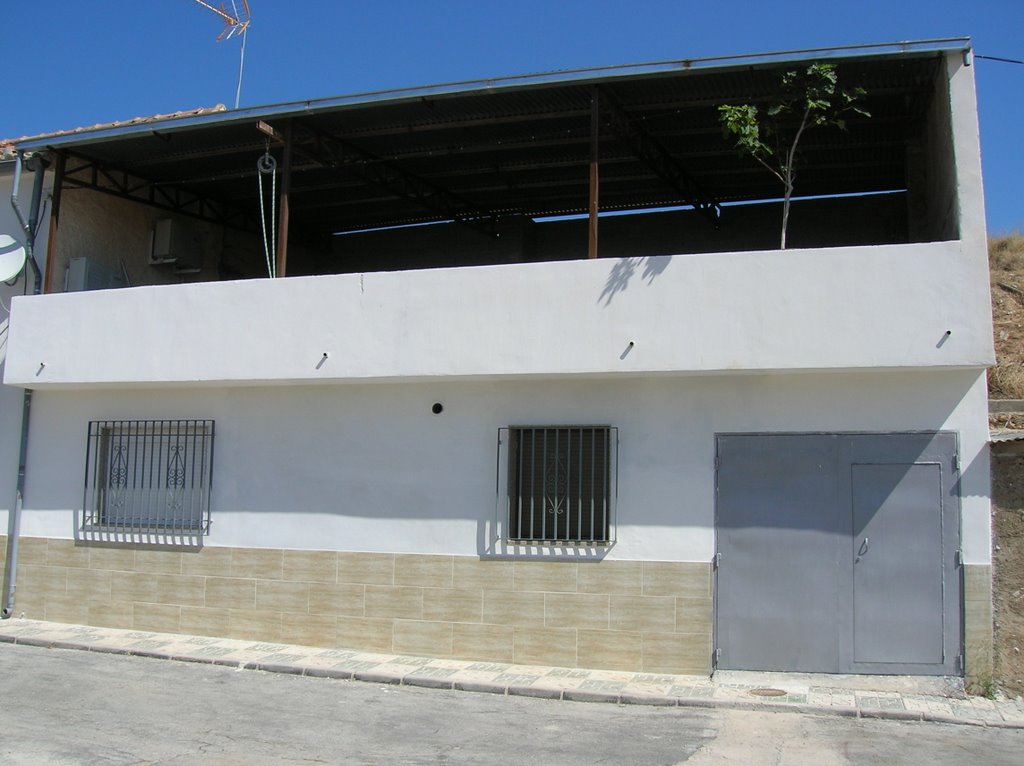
top-left (715, 432), bottom-right (961, 675)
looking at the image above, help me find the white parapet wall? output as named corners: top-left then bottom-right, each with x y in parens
top-left (3, 240), bottom-right (996, 388)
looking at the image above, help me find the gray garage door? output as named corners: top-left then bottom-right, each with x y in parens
top-left (714, 432), bottom-right (961, 675)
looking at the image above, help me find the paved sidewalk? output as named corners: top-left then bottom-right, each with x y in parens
top-left (2, 617), bottom-right (1022, 729)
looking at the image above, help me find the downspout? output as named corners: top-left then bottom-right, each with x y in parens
top-left (2, 152), bottom-right (48, 618)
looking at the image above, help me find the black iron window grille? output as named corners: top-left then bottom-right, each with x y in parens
top-left (83, 420), bottom-right (215, 534)
top-left (499, 426), bottom-right (617, 544)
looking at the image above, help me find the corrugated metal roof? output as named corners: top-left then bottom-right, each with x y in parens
top-left (7, 38), bottom-right (968, 153)
top-left (0, 38), bottom-right (970, 239)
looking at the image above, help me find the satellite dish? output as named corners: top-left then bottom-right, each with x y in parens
top-left (0, 234), bottom-right (27, 283)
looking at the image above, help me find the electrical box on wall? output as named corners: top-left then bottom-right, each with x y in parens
top-left (149, 219), bottom-right (203, 273)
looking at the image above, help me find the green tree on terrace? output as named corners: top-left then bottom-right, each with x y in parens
top-left (718, 63), bottom-right (869, 249)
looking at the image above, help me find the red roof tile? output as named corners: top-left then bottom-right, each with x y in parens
top-left (0, 104), bottom-right (227, 159)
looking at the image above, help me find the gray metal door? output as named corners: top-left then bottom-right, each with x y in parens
top-left (715, 432), bottom-right (961, 675)
top-left (852, 464), bottom-right (944, 665)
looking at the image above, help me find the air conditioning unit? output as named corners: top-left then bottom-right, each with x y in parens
top-left (65, 257), bottom-right (126, 292)
top-left (149, 219), bottom-right (202, 272)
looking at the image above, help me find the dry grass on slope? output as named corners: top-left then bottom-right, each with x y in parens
top-left (990, 233), bottom-right (1024, 401)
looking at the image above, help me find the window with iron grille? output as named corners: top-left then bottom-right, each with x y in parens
top-left (503, 426), bottom-right (616, 544)
top-left (83, 420), bottom-right (215, 534)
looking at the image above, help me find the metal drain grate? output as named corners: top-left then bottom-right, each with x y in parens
top-left (748, 687), bottom-right (788, 697)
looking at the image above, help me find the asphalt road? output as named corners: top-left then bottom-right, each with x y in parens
top-left (0, 644), bottom-right (1021, 765)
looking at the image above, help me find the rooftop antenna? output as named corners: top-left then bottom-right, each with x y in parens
top-left (192, 0), bottom-right (252, 109)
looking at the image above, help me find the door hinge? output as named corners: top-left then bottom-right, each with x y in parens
top-left (956, 653), bottom-right (964, 673)
top-left (955, 549), bottom-right (963, 567)
top-left (714, 453), bottom-right (720, 472)
top-left (713, 647), bottom-right (721, 668)
top-left (954, 453), bottom-right (961, 472)
top-left (713, 552), bottom-right (722, 570)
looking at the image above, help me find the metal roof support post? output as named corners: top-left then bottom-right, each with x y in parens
top-left (588, 87), bottom-right (599, 260)
top-left (275, 120), bottom-right (292, 278)
top-left (42, 151), bottom-right (66, 295)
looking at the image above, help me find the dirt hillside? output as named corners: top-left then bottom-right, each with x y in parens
top-left (989, 233), bottom-right (1024, 698)
top-left (989, 233), bottom-right (1024, 403)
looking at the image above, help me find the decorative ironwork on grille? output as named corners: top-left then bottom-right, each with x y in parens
top-left (499, 426), bottom-right (617, 544)
top-left (82, 420), bottom-right (214, 534)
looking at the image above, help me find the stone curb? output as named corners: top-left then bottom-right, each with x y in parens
top-left (980, 719), bottom-right (1024, 730)
top-left (507, 684), bottom-right (562, 700)
top-left (619, 692), bottom-right (676, 707)
top-left (562, 688), bottom-right (620, 704)
top-left (304, 666), bottom-right (354, 680)
top-left (211, 658), bottom-right (248, 669)
top-left (257, 662), bottom-right (305, 675)
top-left (858, 708), bottom-right (923, 722)
top-left (805, 704), bottom-right (861, 719)
top-left (3, 631), bottom-right (1022, 730)
top-left (352, 670), bottom-right (401, 685)
top-left (91, 645), bottom-right (132, 656)
top-left (452, 680), bottom-right (505, 695)
top-left (11, 635), bottom-right (53, 649)
top-left (401, 674), bottom-right (456, 691)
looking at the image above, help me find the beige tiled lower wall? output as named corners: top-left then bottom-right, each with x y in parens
top-left (6, 536), bottom-right (998, 684)
top-left (8, 538), bottom-right (713, 675)
top-left (963, 563), bottom-right (993, 692)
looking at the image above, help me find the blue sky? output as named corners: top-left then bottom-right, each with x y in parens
top-left (3, 1), bottom-right (1021, 233)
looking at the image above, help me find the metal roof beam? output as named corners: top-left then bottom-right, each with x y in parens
top-left (332, 107), bottom-right (592, 139)
top-left (126, 140), bottom-right (269, 170)
top-left (597, 87), bottom-right (720, 226)
top-left (294, 122), bottom-right (500, 237)
top-left (60, 151), bottom-right (256, 231)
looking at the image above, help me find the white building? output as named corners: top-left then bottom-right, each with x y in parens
top-left (0, 40), bottom-right (995, 687)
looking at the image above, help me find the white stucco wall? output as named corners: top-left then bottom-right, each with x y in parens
top-left (948, 54), bottom-right (989, 256)
top-left (4, 239), bottom-right (995, 389)
top-left (13, 368), bottom-right (991, 564)
top-left (1, 49), bottom-right (994, 574)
